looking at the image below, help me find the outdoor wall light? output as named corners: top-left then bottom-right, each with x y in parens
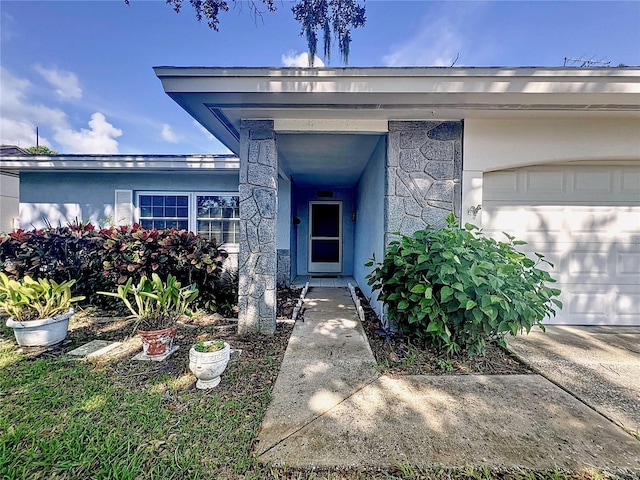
top-left (468, 204), bottom-right (482, 218)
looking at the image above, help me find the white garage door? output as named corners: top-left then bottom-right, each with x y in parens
top-left (482, 164), bottom-right (640, 326)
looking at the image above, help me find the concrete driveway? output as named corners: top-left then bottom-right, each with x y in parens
top-left (507, 326), bottom-right (640, 435)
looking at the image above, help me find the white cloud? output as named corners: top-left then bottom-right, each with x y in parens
top-left (160, 123), bottom-right (182, 143)
top-left (34, 64), bottom-right (82, 100)
top-left (0, 67), bottom-right (122, 153)
top-left (382, 16), bottom-right (463, 67)
top-left (54, 112), bottom-right (122, 154)
top-left (0, 67), bottom-right (61, 147)
top-left (380, 3), bottom-right (492, 67)
top-left (281, 51), bottom-right (325, 68)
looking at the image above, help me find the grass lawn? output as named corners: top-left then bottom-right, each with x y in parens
top-left (0, 311), bottom-right (292, 479)
top-left (0, 309), bottom-right (632, 480)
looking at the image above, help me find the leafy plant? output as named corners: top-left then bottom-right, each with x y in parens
top-left (125, 0), bottom-right (367, 66)
top-left (194, 339), bottom-right (226, 353)
top-left (98, 224), bottom-right (227, 312)
top-left (436, 358), bottom-right (454, 373)
top-left (366, 213), bottom-right (562, 356)
top-left (0, 273), bottom-right (85, 321)
top-left (0, 223), bottom-right (230, 313)
top-left (98, 273), bottom-right (198, 331)
top-left (0, 222), bottom-right (108, 305)
top-left (211, 268), bottom-right (239, 317)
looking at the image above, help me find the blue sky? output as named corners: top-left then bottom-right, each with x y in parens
top-left (1, 0), bottom-right (638, 155)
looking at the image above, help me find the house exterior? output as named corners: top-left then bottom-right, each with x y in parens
top-left (2, 67), bottom-right (639, 330)
top-left (0, 146), bottom-right (24, 233)
top-left (0, 155), bottom-right (241, 264)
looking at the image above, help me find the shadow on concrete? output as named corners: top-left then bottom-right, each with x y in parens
top-left (257, 287), bottom-right (640, 473)
top-left (507, 326), bottom-right (640, 434)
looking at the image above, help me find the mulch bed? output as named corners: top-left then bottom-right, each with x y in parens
top-left (354, 288), bottom-right (531, 376)
top-left (1, 284), bottom-right (528, 378)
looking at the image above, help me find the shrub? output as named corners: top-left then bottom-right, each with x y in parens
top-left (212, 268), bottom-right (239, 317)
top-left (0, 224), bottom-right (233, 314)
top-left (366, 214), bottom-right (562, 355)
top-left (0, 223), bottom-right (106, 304)
top-left (99, 225), bottom-right (227, 312)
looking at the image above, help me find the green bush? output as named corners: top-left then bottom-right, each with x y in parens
top-left (0, 223), bottom-right (106, 304)
top-left (366, 214), bottom-right (562, 355)
top-left (0, 223), bottom-right (234, 314)
top-left (99, 225), bottom-right (227, 312)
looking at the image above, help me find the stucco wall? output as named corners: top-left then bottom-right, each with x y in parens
top-left (353, 136), bottom-right (386, 317)
top-left (290, 178), bottom-right (299, 281)
top-left (461, 117), bottom-right (640, 226)
top-left (19, 171), bottom-right (239, 228)
top-left (0, 172), bottom-right (19, 233)
top-left (276, 176), bottom-right (291, 285)
top-left (295, 187), bottom-right (356, 276)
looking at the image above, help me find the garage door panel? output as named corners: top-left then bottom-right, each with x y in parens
top-left (483, 205), bottom-right (640, 239)
top-left (621, 170), bottom-right (640, 193)
top-left (617, 252), bottom-right (640, 277)
top-left (551, 284), bottom-right (639, 326)
top-left (573, 169), bottom-right (614, 194)
top-left (617, 288), bottom-right (640, 318)
top-left (484, 165), bottom-right (640, 203)
top-left (524, 169), bottom-right (566, 194)
top-left (483, 164), bottom-right (640, 326)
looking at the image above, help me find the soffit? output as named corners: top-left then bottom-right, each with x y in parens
top-left (154, 67), bottom-right (640, 154)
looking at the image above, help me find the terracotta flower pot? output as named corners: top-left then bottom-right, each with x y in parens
top-left (138, 325), bottom-right (177, 357)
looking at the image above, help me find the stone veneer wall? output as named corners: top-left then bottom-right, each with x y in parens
top-left (238, 120), bottom-right (278, 335)
top-left (276, 249), bottom-right (291, 287)
top-left (386, 121), bottom-right (462, 246)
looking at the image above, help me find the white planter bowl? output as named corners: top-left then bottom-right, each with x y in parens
top-left (189, 341), bottom-right (230, 389)
top-left (6, 309), bottom-right (73, 347)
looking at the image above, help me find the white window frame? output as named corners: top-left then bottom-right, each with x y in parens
top-left (135, 191), bottom-right (240, 251)
top-left (194, 192), bottom-right (240, 253)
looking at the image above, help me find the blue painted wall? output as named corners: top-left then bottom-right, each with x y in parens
top-left (353, 136), bottom-right (386, 317)
top-left (295, 187), bottom-right (356, 276)
top-left (276, 176), bottom-right (291, 249)
top-left (19, 171), bottom-right (239, 228)
top-left (290, 177), bottom-right (299, 280)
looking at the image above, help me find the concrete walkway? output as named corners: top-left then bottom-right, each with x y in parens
top-left (507, 326), bottom-right (640, 434)
top-left (257, 287), bottom-right (640, 472)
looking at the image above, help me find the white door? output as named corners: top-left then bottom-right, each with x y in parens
top-left (308, 201), bottom-right (342, 273)
top-left (482, 164), bottom-right (640, 326)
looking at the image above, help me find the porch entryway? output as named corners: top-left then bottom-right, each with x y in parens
top-left (290, 275), bottom-right (357, 288)
top-left (308, 201), bottom-right (343, 273)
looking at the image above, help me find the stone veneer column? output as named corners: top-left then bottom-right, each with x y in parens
top-left (238, 120), bottom-right (278, 335)
top-left (385, 121), bottom-right (463, 246)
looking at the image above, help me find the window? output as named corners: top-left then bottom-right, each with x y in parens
top-left (196, 195), bottom-right (240, 244)
top-left (136, 192), bottom-right (240, 246)
top-left (139, 194), bottom-right (189, 230)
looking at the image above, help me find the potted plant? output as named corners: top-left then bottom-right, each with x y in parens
top-left (0, 273), bottom-right (85, 347)
top-left (189, 339), bottom-right (230, 389)
top-left (98, 273), bottom-right (198, 357)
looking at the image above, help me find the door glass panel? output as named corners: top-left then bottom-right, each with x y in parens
top-left (311, 204), bottom-right (340, 237)
top-left (311, 240), bottom-right (340, 263)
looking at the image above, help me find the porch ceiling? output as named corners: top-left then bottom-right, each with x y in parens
top-left (277, 133), bottom-right (382, 188)
top-left (153, 66), bottom-right (640, 154)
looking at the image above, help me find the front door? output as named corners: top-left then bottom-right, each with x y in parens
top-left (308, 201), bottom-right (342, 273)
